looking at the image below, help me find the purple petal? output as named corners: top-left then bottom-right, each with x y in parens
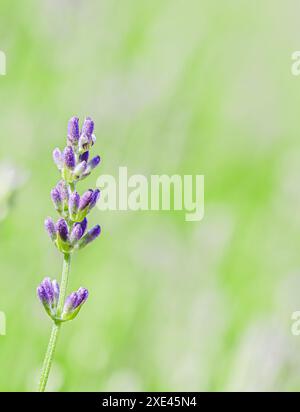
top-left (74, 287), bottom-right (89, 308)
top-left (37, 285), bottom-right (47, 304)
top-left (42, 277), bottom-right (54, 303)
top-left (78, 225), bottom-right (101, 249)
top-left (79, 189), bottom-right (93, 210)
top-left (88, 156), bottom-right (101, 170)
top-left (73, 161), bottom-right (87, 177)
top-left (89, 189), bottom-right (100, 209)
top-left (80, 218), bottom-right (88, 235)
top-left (89, 225), bottom-right (101, 240)
top-left (56, 218), bottom-right (69, 241)
top-left (81, 117), bottom-right (94, 137)
top-left (64, 292), bottom-right (78, 312)
top-left (52, 148), bottom-right (63, 169)
top-left (52, 280), bottom-right (60, 303)
top-left (79, 151), bottom-right (89, 163)
top-left (78, 134), bottom-right (90, 152)
top-left (68, 116), bottom-right (80, 143)
top-left (63, 146), bottom-right (76, 169)
top-left (69, 191), bottom-right (80, 216)
top-left (44, 217), bottom-right (57, 240)
top-left (70, 224), bottom-right (83, 243)
top-left (51, 188), bottom-right (62, 211)
top-left (56, 180), bottom-right (70, 201)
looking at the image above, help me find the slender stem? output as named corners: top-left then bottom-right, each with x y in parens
top-left (38, 323), bottom-right (60, 392)
top-left (38, 253), bottom-right (72, 392)
top-left (57, 253), bottom-right (71, 317)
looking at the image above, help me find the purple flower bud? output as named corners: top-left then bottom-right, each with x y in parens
top-left (51, 188), bottom-right (62, 212)
top-left (88, 156), bottom-right (101, 170)
top-left (37, 277), bottom-right (61, 319)
top-left (43, 277), bottom-right (54, 304)
top-left (63, 146), bottom-right (76, 169)
top-left (79, 217), bottom-right (88, 235)
top-left (44, 217), bottom-right (57, 241)
top-left (78, 225), bottom-right (101, 249)
top-left (89, 189), bottom-right (100, 210)
top-left (81, 117), bottom-right (94, 137)
top-left (69, 191), bottom-right (80, 219)
top-left (62, 287), bottom-right (89, 320)
top-left (37, 285), bottom-right (48, 305)
top-left (81, 156), bottom-right (101, 178)
top-left (52, 148), bottom-right (63, 170)
top-left (79, 151), bottom-right (89, 163)
top-left (56, 180), bottom-right (70, 202)
top-left (64, 292), bottom-right (78, 313)
top-left (70, 224), bottom-right (83, 243)
top-left (68, 116), bottom-right (80, 144)
top-left (75, 287), bottom-right (89, 308)
top-left (78, 134), bottom-right (90, 153)
top-left (79, 189), bottom-right (93, 210)
top-left (56, 218), bottom-right (69, 242)
top-left (73, 161), bottom-right (87, 178)
top-left (52, 280), bottom-right (60, 305)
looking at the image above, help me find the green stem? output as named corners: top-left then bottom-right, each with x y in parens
top-left (38, 323), bottom-right (60, 392)
top-left (57, 253), bottom-right (71, 317)
top-left (38, 253), bottom-right (71, 392)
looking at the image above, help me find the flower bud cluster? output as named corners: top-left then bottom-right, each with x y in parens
top-left (37, 277), bottom-right (88, 322)
top-left (38, 116), bottom-right (101, 321)
top-left (53, 117), bottom-right (100, 184)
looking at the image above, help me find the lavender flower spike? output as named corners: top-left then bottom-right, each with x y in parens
top-left (38, 116), bottom-right (102, 392)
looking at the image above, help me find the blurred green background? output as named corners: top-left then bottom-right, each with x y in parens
top-left (1, 0), bottom-right (300, 391)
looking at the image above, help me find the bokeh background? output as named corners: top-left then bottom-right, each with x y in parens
top-left (1, 0), bottom-right (300, 391)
